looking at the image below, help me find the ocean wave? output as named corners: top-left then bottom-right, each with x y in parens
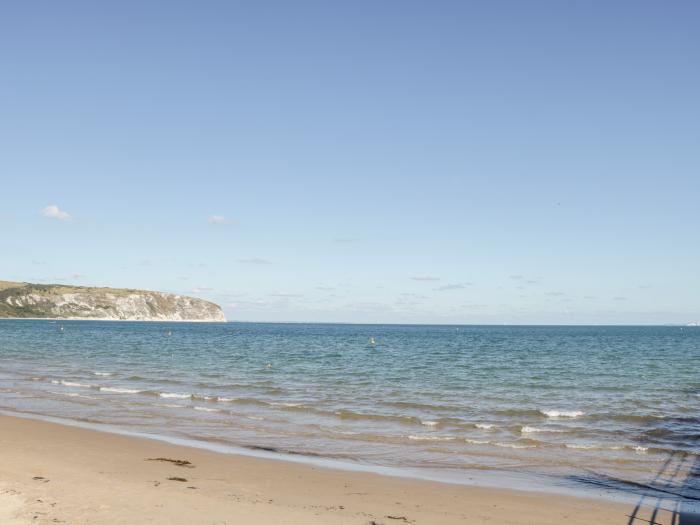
top-left (51, 391), bottom-right (95, 399)
top-left (99, 387), bottom-right (141, 394)
top-left (158, 392), bottom-right (191, 399)
top-left (421, 420), bottom-right (439, 427)
top-left (541, 410), bottom-right (584, 419)
top-left (475, 423), bottom-right (496, 430)
top-left (408, 435), bottom-right (455, 442)
top-left (93, 372), bottom-right (113, 377)
top-left (335, 409), bottom-right (422, 425)
top-left (50, 380), bottom-right (92, 388)
top-left (494, 441), bottom-right (538, 449)
top-left (193, 406), bottom-right (221, 413)
top-left (521, 426), bottom-right (564, 434)
top-left (465, 438), bottom-right (490, 445)
top-left (564, 443), bottom-right (626, 451)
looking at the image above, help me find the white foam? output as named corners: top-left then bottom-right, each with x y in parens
top-left (475, 423), bottom-right (495, 430)
top-left (408, 435), bottom-right (453, 441)
top-left (193, 406), bottom-right (220, 413)
top-left (494, 442), bottom-right (536, 449)
top-left (51, 380), bottom-right (91, 388)
top-left (521, 426), bottom-right (563, 434)
top-left (100, 387), bottom-right (141, 394)
top-left (542, 410), bottom-right (584, 418)
top-left (93, 372), bottom-right (113, 377)
top-left (159, 392), bottom-right (191, 399)
top-left (565, 444), bottom-right (597, 450)
top-left (465, 439), bottom-right (490, 445)
top-left (52, 391), bottom-right (95, 400)
top-left (155, 403), bottom-right (182, 409)
top-left (421, 420), bottom-right (439, 427)
top-left (633, 446), bottom-right (648, 454)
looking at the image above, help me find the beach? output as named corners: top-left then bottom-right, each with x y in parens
top-left (1, 321), bottom-right (698, 523)
top-left (0, 414), bottom-right (667, 524)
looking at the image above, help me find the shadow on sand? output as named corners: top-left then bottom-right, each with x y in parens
top-left (569, 451), bottom-right (700, 524)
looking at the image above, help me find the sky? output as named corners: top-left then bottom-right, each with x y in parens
top-left (1, 1), bottom-right (699, 324)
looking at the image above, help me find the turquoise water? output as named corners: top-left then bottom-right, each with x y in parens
top-left (1, 321), bottom-right (698, 500)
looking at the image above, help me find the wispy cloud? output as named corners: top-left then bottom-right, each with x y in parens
top-left (207, 215), bottom-right (231, 225)
top-left (41, 204), bottom-right (71, 221)
top-left (546, 291), bottom-right (565, 297)
top-left (316, 286), bottom-right (335, 291)
top-left (410, 276), bottom-right (440, 282)
top-left (509, 274), bottom-right (524, 280)
top-left (613, 296), bottom-right (628, 301)
top-left (269, 293), bottom-right (303, 298)
top-left (237, 258), bottom-right (271, 265)
top-left (435, 282), bottom-right (473, 291)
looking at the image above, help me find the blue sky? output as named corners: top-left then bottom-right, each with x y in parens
top-left (1, 1), bottom-right (698, 324)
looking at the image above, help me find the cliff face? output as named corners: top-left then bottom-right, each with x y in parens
top-left (0, 281), bottom-right (226, 322)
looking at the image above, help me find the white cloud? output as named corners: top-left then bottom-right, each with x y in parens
top-left (207, 215), bottom-right (231, 225)
top-left (410, 276), bottom-right (440, 282)
top-left (41, 204), bottom-right (71, 221)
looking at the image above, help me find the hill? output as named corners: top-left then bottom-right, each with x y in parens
top-left (0, 280), bottom-right (226, 322)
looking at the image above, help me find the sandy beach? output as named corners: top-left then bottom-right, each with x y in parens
top-left (0, 414), bottom-right (683, 525)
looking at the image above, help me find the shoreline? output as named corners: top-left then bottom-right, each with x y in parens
top-left (0, 409), bottom-right (613, 500)
top-left (0, 413), bottom-right (687, 524)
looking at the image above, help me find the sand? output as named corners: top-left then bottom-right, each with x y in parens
top-left (0, 414), bottom-right (684, 524)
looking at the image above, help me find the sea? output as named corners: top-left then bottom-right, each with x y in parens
top-left (1, 321), bottom-right (698, 507)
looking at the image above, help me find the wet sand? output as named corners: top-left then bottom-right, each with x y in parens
top-left (0, 414), bottom-right (683, 524)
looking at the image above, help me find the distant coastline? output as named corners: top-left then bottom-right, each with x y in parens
top-left (0, 280), bottom-right (226, 322)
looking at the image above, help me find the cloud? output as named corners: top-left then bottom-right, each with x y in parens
top-left (316, 286), bottom-right (335, 291)
top-left (237, 258), bottom-right (271, 265)
top-left (509, 274), bottom-right (524, 280)
top-left (613, 296), bottom-right (628, 301)
top-left (41, 204), bottom-right (71, 221)
top-left (546, 291), bottom-right (565, 297)
top-left (269, 293), bottom-right (303, 298)
top-left (435, 282), bottom-right (473, 291)
top-left (207, 215), bottom-right (231, 225)
top-left (410, 276), bottom-right (440, 282)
